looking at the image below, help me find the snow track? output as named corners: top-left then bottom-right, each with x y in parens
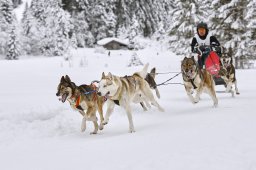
top-left (0, 47), bottom-right (255, 170)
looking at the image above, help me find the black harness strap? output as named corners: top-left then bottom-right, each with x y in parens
top-left (182, 66), bottom-right (202, 89)
top-left (113, 100), bottom-right (120, 106)
top-left (190, 79), bottom-right (198, 89)
top-left (155, 72), bottom-right (182, 88)
top-left (76, 105), bottom-right (83, 111)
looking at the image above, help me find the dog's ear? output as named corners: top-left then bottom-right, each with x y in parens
top-left (108, 72), bottom-right (113, 80)
top-left (150, 68), bottom-right (156, 79)
top-left (102, 72), bottom-right (105, 79)
top-left (65, 75), bottom-right (71, 82)
top-left (107, 72), bottom-right (112, 78)
top-left (61, 76), bottom-right (65, 82)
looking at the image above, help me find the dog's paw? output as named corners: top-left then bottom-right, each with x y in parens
top-left (231, 91), bottom-right (235, 98)
top-left (142, 107), bottom-right (148, 111)
top-left (90, 131), bottom-right (97, 135)
top-left (99, 124), bottom-right (104, 130)
top-left (102, 120), bottom-right (108, 125)
top-left (81, 125), bottom-right (86, 132)
top-left (236, 92), bottom-right (240, 95)
top-left (159, 107), bottom-right (165, 112)
top-left (192, 99), bottom-right (199, 104)
top-left (129, 129), bottom-right (136, 133)
top-left (225, 89), bottom-right (230, 93)
top-left (81, 120), bottom-right (86, 132)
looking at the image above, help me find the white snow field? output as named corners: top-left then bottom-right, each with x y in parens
top-left (0, 46), bottom-right (256, 170)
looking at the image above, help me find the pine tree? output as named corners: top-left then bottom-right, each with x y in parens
top-left (0, 0), bottom-right (17, 56)
top-left (127, 52), bottom-right (143, 67)
top-left (210, 0), bottom-right (248, 68)
top-left (168, 0), bottom-right (209, 55)
top-left (1, 0), bottom-right (14, 24)
top-left (90, 0), bottom-right (117, 41)
top-left (72, 11), bottom-right (94, 47)
top-left (6, 27), bottom-right (20, 60)
top-left (12, 0), bottom-right (22, 8)
top-left (21, 0), bottom-right (73, 56)
top-left (245, 0), bottom-right (256, 60)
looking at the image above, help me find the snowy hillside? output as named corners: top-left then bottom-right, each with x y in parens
top-left (0, 46), bottom-right (256, 170)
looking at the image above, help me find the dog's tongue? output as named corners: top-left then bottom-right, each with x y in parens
top-left (61, 93), bottom-right (68, 103)
top-left (187, 71), bottom-right (193, 79)
top-left (104, 91), bottom-right (110, 98)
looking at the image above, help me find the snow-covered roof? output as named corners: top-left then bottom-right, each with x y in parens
top-left (97, 37), bottom-right (129, 46)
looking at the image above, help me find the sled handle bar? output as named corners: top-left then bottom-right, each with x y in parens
top-left (194, 45), bottom-right (223, 56)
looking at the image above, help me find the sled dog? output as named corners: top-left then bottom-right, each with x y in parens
top-left (181, 56), bottom-right (218, 107)
top-left (97, 64), bottom-right (164, 133)
top-left (56, 75), bottom-right (105, 134)
top-left (219, 53), bottom-right (240, 97)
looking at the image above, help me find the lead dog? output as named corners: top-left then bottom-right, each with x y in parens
top-left (219, 53), bottom-right (240, 97)
top-left (181, 56), bottom-right (218, 107)
top-left (56, 75), bottom-right (105, 134)
top-left (97, 64), bottom-right (164, 133)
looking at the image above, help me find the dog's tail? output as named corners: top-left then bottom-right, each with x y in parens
top-left (149, 67), bottom-right (160, 98)
top-left (137, 63), bottom-right (149, 78)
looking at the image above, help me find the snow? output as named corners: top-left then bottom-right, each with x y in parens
top-left (97, 37), bottom-right (129, 46)
top-left (0, 44), bottom-right (256, 170)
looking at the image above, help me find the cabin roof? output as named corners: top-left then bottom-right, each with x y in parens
top-left (97, 37), bottom-right (129, 46)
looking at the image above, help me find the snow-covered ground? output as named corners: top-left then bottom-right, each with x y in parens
top-left (0, 45), bottom-right (256, 170)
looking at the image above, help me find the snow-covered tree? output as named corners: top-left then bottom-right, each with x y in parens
top-left (245, 0), bottom-right (256, 60)
top-left (21, 0), bottom-right (73, 56)
top-left (209, 0), bottom-right (248, 68)
top-left (6, 27), bottom-right (20, 60)
top-left (1, 0), bottom-right (14, 24)
top-left (128, 52), bottom-right (143, 67)
top-left (0, 0), bottom-right (17, 57)
top-left (12, 0), bottom-right (22, 8)
top-left (168, 0), bottom-right (209, 55)
top-left (90, 0), bottom-right (117, 41)
top-left (72, 11), bottom-right (94, 47)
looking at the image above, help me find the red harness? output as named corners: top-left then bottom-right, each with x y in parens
top-left (75, 95), bottom-right (81, 108)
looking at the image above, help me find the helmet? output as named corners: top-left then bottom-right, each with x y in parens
top-left (197, 22), bottom-right (208, 30)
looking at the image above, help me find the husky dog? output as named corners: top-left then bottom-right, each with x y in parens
top-left (56, 75), bottom-right (105, 134)
top-left (181, 56), bottom-right (218, 107)
top-left (97, 64), bottom-right (164, 133)
top-left (219, 53), bottom-right (240, 97)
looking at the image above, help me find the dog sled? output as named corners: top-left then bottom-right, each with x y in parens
top-left (195, 45), bottom-right (226, 86)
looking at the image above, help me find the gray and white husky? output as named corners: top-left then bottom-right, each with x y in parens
top-left (97, 64), bottom-right (164, 133)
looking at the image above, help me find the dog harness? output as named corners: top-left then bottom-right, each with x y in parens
top-left (183, 66), bottom-right (203, 89)
top-left (82, 84), bottom-right (98, 101)
top-left (69, 94), bottom-right (83, 111)
top-left (75, 95), bottom-right (84, 111)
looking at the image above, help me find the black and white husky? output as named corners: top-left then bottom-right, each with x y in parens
top-left (219, 53), bottom-right (240, 97)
